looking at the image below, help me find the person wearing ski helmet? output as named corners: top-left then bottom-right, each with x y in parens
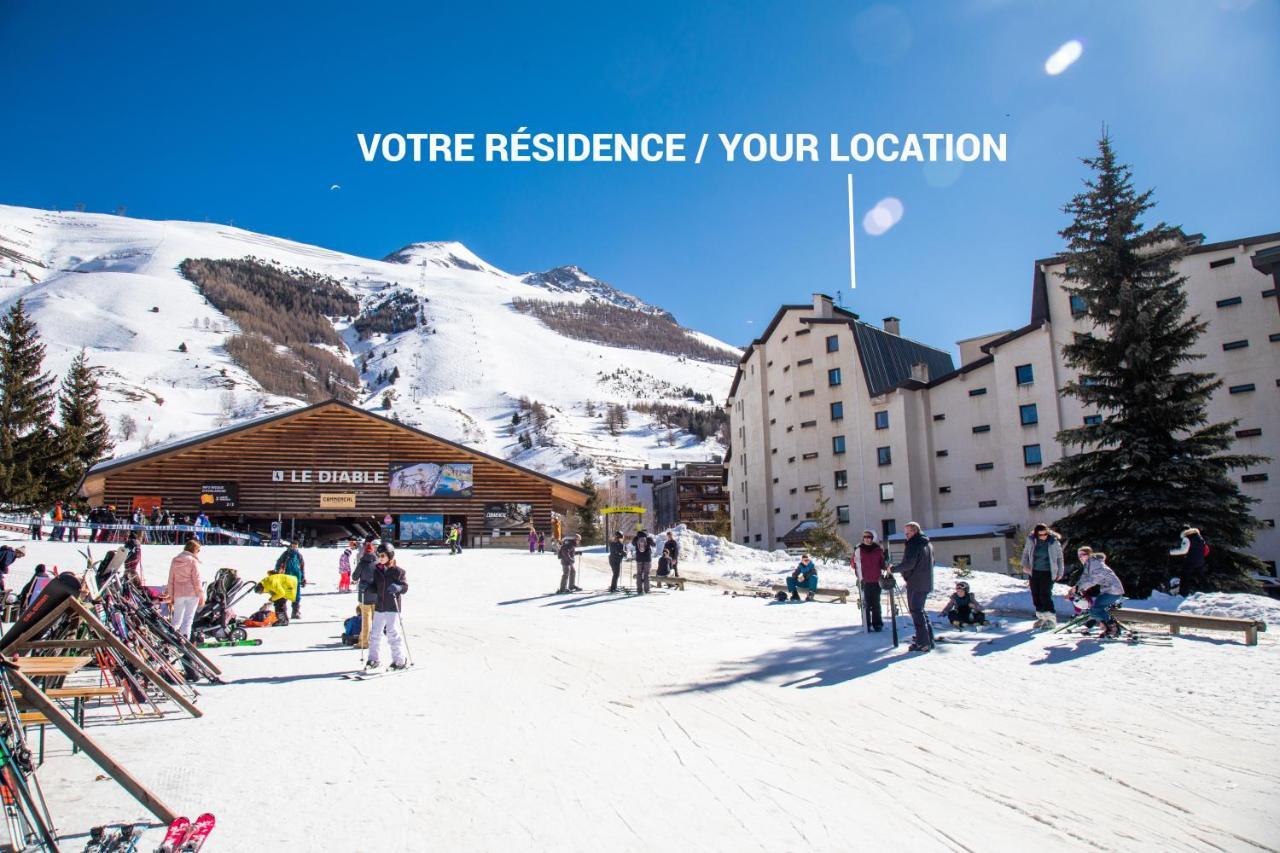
top-left (366, 544), bottom-right (409, 671)
top-left (852, 531), bottom-right (885, 630)
top-left (940, 581), bottom-right (986, 628)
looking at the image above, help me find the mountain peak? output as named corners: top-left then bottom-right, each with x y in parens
top-left (520, 265), bottom-right (672, 319)
top-left (382, 241), bottom-right (503, 275)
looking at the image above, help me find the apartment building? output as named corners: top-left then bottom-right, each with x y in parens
top-left (604, 465), bottom-right (676, 532)
top-left (653, 462), bottom-right (729, 532)
top-left (726, 231), bottom-right (1279, 575)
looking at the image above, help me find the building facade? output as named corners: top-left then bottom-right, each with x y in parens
top-left (604, 465), bottom-right (677, 532)
top-left (727, 232), bottom-right (1279, 575)
top-left (653, 462), bottom-right (729, 532)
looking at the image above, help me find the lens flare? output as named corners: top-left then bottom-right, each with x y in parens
top-left (1045, 40), bottom-right (1083, 76)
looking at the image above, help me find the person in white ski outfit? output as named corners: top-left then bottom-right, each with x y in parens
top-left (366, 546), bottom-right (409, 670)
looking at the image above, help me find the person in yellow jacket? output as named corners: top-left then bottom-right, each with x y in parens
top-left (255, 569), bottom-right (298, 626)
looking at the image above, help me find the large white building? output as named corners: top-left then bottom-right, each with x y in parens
top-left (726, 231), bottom-right (1279, 576)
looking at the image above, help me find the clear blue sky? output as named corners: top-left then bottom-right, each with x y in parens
top-left (3, 0), bottom-right (1277, 351)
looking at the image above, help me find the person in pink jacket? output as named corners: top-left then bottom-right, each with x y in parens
top-left (166, 539), bottom-right (205, 640)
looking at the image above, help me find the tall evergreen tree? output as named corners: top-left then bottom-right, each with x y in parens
top-left (804, 488), bottom-right (849, 565)
top-left (0, 299), bottom-right (58, 507)
top-left (1035, 135), bottom-right (1266, 596)
top-left (53, 349), bottom-right (114, 496)
top-left (575, 472), bottom-right (601, 544)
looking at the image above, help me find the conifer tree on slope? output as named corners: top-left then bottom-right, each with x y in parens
top-left (1035, 134), bottom-right (1265, 596)
top-left (805, 488), bottom-right (850, 565)
top-left (53, 349), bottom-right (114, 497)
top-left (0, 299), bottom-right (58, 507)
top-left (575, 472), bottom-right (601, 544)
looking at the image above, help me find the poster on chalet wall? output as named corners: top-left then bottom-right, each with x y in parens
top-left (484, 502), bottom-right (533, 530)
top-left (388, 463), bottom-right (474, 498)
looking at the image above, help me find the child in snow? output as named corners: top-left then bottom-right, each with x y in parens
top-left (338, 539), bottom-right (355, 593)
top-left (242, 604), bottom-right (277, 628)
top-left (340, 608), bottom-right (363, 646)
top-left (1071, 547), bottom-right (1125, 638)
top-left (939, 581), bottom-right (986, 628)
top-left (255, 568), bottom-right (298, 626)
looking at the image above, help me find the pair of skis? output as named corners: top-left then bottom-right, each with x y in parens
top-left (156, 813), bottom-right (214, 852)
top-left (84, 822), bottom-right (141, 851)
top-left (341, 664), bottom-right (413, 681)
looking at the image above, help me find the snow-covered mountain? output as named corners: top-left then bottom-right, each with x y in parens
top-left (0, 204), bottom-right (738, 480)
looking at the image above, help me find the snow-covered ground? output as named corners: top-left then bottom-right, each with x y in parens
top-left (5, 538), bottom-right (1278, 852)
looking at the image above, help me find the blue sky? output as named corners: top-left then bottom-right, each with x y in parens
top-left (2, 0), bottom-right (1277, 351)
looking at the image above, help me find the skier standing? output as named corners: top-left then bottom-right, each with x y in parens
top-left (607, 531), bottom-right (626, 593)
top-left (853, 531), bottom-right (885, 630)
top-left (1020, 523), bottom-right (1065, 629)
top-left (528, 528), bottom-right (537, 554)
top-left (557, 535), bottom-right (580, 593)
top-left (166, 540), bottom-right (205, 640)
top-left (28, 509), bottom-right (42, 541)
top-left (351, 538), bottom-right (378, 648)
top-left (894, 522), bottom-right (935, 652)
top-left (537, 531), bottom-right (546, 554)
top-left (366, 545), bottom-right (409, 671)
top-left (632, 530), bottom-right (655, 594)
top-left (67, 505), bottom-right (80, 543)
top-left (337, 539), bottom-right (355, 593)
top-left (275, 541), bottom-right (306, 619)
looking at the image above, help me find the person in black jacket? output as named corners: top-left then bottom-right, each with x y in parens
top-left (607, 532), bottom-right (626, 593)
top-left (556, 535), bottom-right (580, 593)
top-left (0, 545), bottom-right (25, 593)
top-left (350, 538), bottom-right (379, 649)
top-left (632, 530), bottom-right (655, 594)
top-left (893, 522), bottom-right (936, 652)
top-left (662, 532), bottom-right (680, 578)
top-left (366, 546), bottom-right (409, 671)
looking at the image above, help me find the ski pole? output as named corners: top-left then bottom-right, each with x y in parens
top-left (395, 594), bottom-right (412, 666)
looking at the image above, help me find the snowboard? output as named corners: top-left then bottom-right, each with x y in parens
top-left (155, 816), bottom-right (190, 853)
top-left (0, 571), bottom-right (82, 652)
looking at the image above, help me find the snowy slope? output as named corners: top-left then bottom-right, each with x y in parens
top-left (6, 538), bottom-right (1277, 852)
top-left (0, 204), bottom-right (738, 478)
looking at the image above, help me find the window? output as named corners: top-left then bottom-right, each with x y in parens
top-left (826, 335), bottom-right (839, 353)
top-left (784, 395), bottom-right (791, 402)
top-left (771, 448), bottom-right (777, 455)
top-left (938, 486), bottom-right (951, 494)
top-left (832, 435), bottom-right (846, 454)
top-left (975, 462), bottom-right (994, 471)
top-left (1209, 257), bottom-right (1235, 269)
top-left (1265, 290), bottom-right (1279, 300)
top-left (784, 365), bottom-right (790, 373)
top-left (1023, 444), bottom-right (1042, 466)
top-left (936, 449), bottom-right (948, 457)
top-left (881, 519), bottom-right (897, 540)
top-left (1271, 333), bottom-right (1280, 342)
top-left (754, 534), bottom-right (762, 542)
top-left (804, 484), bottom-right (821, 492)
top-left (1015, 364), bottom-right (1034, 385)
top-left (1069, 294), bottom-right (1087, 317)
top-left (874, 410), bottom-right (889, 430)
top-left (1029, 485), bottom-right (1046, 507)
top-left (1236, 428), bottom-right (1262, 438)
top-left (795, 329), bottom-right (810, 336)
top-left (788, 457), bottom-right (795, 463)
top-left (743, 537), bottom-right (750, 544)
top-left (802, 452), bottom-right (818, 460)
top-left (775, 507), bottom-right (780, 514)
top-left (797, 358), bottom-right (813, 366)
top-left (978, 499), bottom-right (998, 508)
top-left (879, 482), bottom-right (894, 502)
top-left (1242, 473), bottom-right (1269, 483)
top-left (798, 389), bottom-right (815, 398)
top-left (1229, 384), bottom-right (1256, 394)
top-left (1019, 404), bottom-right (1039, 425)
top-left (786, 425), bottom-right (794, 433)
top-left (1222, 339), bottom-right (1249, 351)
top-left (828, 368), bottom-right (842, 386)
top-left (969, 387), bottom-right (988, 397)
top-left (789, 487), bottom-right (797, 494)
top-left (941, 522), bottom-right (954, 528)
top-left (800, 420), bottom-right (817, 428)
top-left (877, 446), bottom-right (892, 466)
top-left (1083, 414), bottom-right (1102, 426)
top-left (1216, 296), bottom-right (1243, 308)
top-left (973, 424), bottom-right (991, 434)
top-left (933, 413), bottom-right (945, 421)
top-left (830, 401), bottom-right (844, 420)
top-left (836, 505), bottom-right (850, 524)
top-left (834, 470), bottom-right (848, 489)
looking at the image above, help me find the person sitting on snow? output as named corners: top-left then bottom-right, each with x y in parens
top-left (786, 554), bottom-right (819, 601)
top-left (255, 567), bottom-right (298, 626)
top-left (340, 607), bottom-right (363, 646)
top-left (940, 581), bottom-right (986, 628)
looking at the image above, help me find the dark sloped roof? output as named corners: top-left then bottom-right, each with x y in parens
top-left (850, 322), bottom-right (955, 397)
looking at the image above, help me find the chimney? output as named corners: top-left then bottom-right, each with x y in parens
top-left (909, 361), bottom-right (929, 383)
top-left (883, 316), bottom-right (900, 336)
top-left (813, 293), bottom-right (833, 318)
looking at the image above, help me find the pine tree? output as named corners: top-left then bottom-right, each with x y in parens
top-left (0, 299), bottom-right (58, 507)
top-left (1035, 134), bottom-right (1266, 596)
top-left (52, 349), bottom-right (113, 496)
top-left (575, 473), bottom-right (601, 544)
top-left (805, 488), bottom-right (849, 564)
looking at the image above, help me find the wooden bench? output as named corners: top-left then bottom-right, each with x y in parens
top-left (771, 585), bottom-right (849, 604)
top-left (633, 573), bottom-right (685, 590)
top-left (1116, 607), bottom-right (1267, 646)
top-left (13, 685), bottom-right (127, 759)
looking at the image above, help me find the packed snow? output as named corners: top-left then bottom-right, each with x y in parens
top-left (3, 536), bottom-right (1277, 852)
top-left (0, 204), bottom-right (737, 480)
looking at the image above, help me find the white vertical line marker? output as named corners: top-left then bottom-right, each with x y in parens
top-left (846, 173), bottom-right (857, 290)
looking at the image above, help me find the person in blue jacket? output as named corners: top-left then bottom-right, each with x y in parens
top-left (275, 541), bottom-right (307, 619)
top-left (786, 554), bottom-right (819, 601)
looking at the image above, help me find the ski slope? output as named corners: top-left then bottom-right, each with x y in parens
top-left (0, 204), bottom-right (736, 479)
top-left (6, 539), bottom-right (1277, 852)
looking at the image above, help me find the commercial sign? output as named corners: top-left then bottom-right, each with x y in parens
top-left (271, 469), bottom-right (386, 484)
top-left (602, 506), bottom-right (646, 515)
top-left (484, 502), bottom-right (533, 530)
top-left (319, 493), bottom-right (357, 510)
top-left (199, 482), bottom-right (238, 509)
top-left (388, 462), bottom-right (473, 498)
